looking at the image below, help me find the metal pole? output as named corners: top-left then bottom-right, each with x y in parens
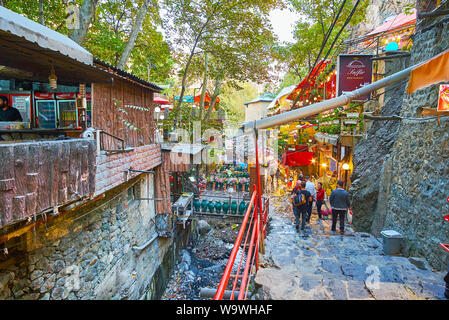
top-left (253, 130), bottom-right (265, 255)
top-left (242, 64), bottom-right (416, 131)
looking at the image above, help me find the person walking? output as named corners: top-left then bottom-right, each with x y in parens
top-left (291, 181), bottom-right (301, 226)
top-left (294, 181), bottom-right (312, 230)
top-left (305, 176), bottom-right (316, 223)
top-left (316, 182), bottom-right (325, 220)
top-left (329, 180), bottom-right (351, 235)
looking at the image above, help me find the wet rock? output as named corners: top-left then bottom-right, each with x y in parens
top-left (321, 260), bottom-right (342, 275)
top-left (323, 277), bottom-right (347, 300)
top-left (341, 263), bottom-right (368, 281)
top-left (346, 280), bottom-right (372, 299)
top-left (299, 275), bottom-right (322, 291)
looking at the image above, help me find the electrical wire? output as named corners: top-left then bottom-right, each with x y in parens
top-left (292, 0), bottom-right (362, 108)
top-left (297, 0), bottom-right (348, 96)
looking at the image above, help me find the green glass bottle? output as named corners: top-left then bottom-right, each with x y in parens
top-left (208, 201), bottom-right (215, 213)
top-left (238, 201), bottom-right (246, 215)
top-left (230, 200), bottom-right (238, 215)
top-left (201, 199), bottom-right (209, 212)
top-left (193, 198), bottom-right (201, 212)
top-left (222, 201), bottom-right (230, 214)
top-left (214, 201), bottom-right (222, 214)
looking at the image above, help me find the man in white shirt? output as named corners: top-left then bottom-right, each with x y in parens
top-left (305, 176), bottom-right (316, 223)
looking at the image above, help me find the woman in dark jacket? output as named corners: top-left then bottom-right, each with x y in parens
top-left (316, 182), bottom-right (325, 220)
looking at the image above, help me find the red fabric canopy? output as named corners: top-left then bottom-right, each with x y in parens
top-left (153, 97), bottom-right (170, 104)
top-left (287, 59), bottom-right (331, 101)
top-left (282, 151), bottom-right (313, 166)
top-left (367, 9), bottom-right (416, 36)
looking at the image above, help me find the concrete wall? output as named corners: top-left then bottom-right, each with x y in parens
top-left (244, 101), bottom-right (270, 123)
top-left (0, 173), bottom-right (180, 300)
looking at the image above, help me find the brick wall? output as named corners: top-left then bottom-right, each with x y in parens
top-left (95, 144), bottom-right (161, 196)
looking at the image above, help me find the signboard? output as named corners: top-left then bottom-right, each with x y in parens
top-left (438, 84), bottom-right (449, 112)
top-left (11, 94), bottom-right (31, 123)
top-left (337, 54), bottom-right (373, 100)
top-left (34, 93), bottom-right (55, 100)
top-left (56, 92), bottom-right (77, 100)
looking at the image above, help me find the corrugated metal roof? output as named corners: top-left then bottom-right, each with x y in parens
top-left (94, 58), bottom-right (162, 92)
top-left (244, 92), bottom-right (275, 105)
top-left (0, 6), bottom-right (92, 65)
top-left (162, 143), bottom-right (205, 155)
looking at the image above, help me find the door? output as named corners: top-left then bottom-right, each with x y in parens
top-left (36, 100), bottom-right (57, 129)
top-left (57, 100), bottom-right (78, 128)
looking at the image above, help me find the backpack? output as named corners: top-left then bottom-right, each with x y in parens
top-left (293, 192), bottom-right (306, 207)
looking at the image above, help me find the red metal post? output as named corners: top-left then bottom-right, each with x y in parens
top-left (238, 195), bottom-right (258, 300)
top-left (214, 187), bottom-right (257, 300)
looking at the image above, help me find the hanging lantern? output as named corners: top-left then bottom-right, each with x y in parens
top-left (49, 64), bottom-right (57, 90)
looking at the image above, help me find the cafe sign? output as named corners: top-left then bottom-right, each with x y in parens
top-left (337, 54), bottom-right (373, 100)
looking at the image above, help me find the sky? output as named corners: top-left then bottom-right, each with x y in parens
top-left (268, 7), bottom-right (299, 44)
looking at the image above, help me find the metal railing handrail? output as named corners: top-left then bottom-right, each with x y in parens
top-left (213, 184), bottom-right (269, 300)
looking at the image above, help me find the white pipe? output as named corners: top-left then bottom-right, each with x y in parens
top-left (132, 233), bottom-right (158, 251)
top-left (242, 64), bottom-right (416, 131)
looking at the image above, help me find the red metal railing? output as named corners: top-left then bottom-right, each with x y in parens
top-left (213, 185), bottom-right (269, 300)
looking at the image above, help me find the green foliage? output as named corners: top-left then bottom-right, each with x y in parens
top-left (84, 0), bottom-right (173, 83)
top-left (4, 0), bottom-right (173, 84)
top-left (277, 0), bottom-right (370, 78)
top-left (163, 0), bottom-right (283, 110)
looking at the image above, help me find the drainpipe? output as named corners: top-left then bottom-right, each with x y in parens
top-left (241, 64), bottom-right (416, 131)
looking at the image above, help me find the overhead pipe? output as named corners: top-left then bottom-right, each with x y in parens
top-left (241, 64), bottom-right (416, 132)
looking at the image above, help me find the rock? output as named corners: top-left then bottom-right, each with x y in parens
top-left (359, 232), bottom-right (371, 238)
top-left (40, 274), bottom-right (56, 293)
top-left (366, 282), bottom-right (413, 300)
top-left (321, 260), bottom-right (343, 275)
top-left (341, 263), bottom-right (368, 281)
top-left (30, 277), bottom-right (44, 291)
top-left (408, 257), bottom-right (430, 270)
top-left (323, 277), bottom-right (347, 300)
top-left (0, 272), bottom-right (15, 288)
top-left (198, 220), bottom-right (212, 235)
top-left (40, 292), bottom-right (50, 300)
top-left (299, 275), bottom-right (322, 291)
top-left (346, 280), bottom-right (372, 299)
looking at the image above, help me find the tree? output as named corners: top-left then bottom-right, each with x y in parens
top-left (68, 0), bottom-right (99, 44)
top-left (4, 0), bottom-right (173, 84)
top-left (83, 0), bottom-right (173, 83)
top-left (162, 0), bottom-right (282, 113)
top-left (117, 0), bottom-right (153, 69)
top-left (276, 0), bottom-right (369, 79)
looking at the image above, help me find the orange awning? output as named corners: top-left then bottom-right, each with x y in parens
top-left (194, 92), bottom-right (220, 105)
top-left (407, 48), bottom-right (449, 94)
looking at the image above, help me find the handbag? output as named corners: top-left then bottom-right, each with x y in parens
top-left (347, 209), bottom-right (353, 224)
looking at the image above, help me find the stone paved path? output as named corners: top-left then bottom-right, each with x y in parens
top-left (254, 195), bottom-right (448, 300)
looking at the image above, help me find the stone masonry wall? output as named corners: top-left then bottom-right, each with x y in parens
top-left (379, 8), bottom-right (449, 270)
top-left (351, 54), bottom-right (409, 231)
top-left (0, 173), bottom-right (177, 300)
top-left (351, 3), bottom-right (449, 270)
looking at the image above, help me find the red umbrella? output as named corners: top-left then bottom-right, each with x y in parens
top-left (153, 97), bottom-right (170, 104)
